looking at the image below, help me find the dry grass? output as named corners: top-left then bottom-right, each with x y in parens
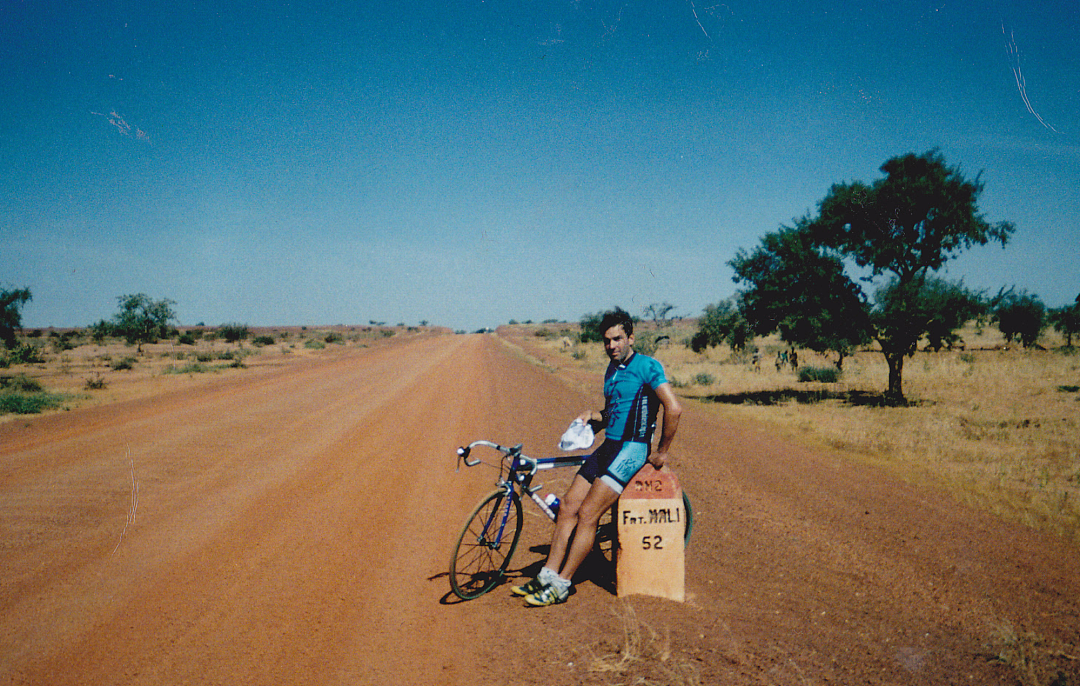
top-left (505, 320), bottom-right (1080, 545)
top-left (992, 623), bottom-right (1080, 686)
top-left (586, 602), bottom-right (701, 686)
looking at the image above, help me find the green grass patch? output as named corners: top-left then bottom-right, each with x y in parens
top-left (798, 365), bottom-right (842, 383)
top-left (163, 359), bottom-right (244, 374)
top-left (0, 374), bottom-right (65, 414)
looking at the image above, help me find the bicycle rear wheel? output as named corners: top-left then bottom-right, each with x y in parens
top-left (682, 491), bottom-right (694, 545)
top-left (449, 489), bottom-right (524, 600)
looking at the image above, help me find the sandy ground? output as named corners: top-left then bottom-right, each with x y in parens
top-left (2, 332), bottom-right (1078, 685)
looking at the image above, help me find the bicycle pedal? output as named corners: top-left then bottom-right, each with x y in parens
top-left (527, 484), bottom-right (543, 494)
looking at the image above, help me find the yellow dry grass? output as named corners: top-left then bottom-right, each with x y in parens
top-left (509, 320), bottom-right (1080, 545)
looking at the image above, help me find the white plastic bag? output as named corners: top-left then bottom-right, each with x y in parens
top-left (558, 418), bottom-right (595, 451)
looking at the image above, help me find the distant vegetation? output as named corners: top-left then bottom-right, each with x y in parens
top-left (0, 290), bottom-right (411, 416)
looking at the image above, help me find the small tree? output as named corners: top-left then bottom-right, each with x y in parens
top-left (643, 302), bottom-right (676, 328)
top-left (1, 287), bottom-right (32, 349)
top-left (111, 294), bottom-right (177, 352)
top-left (731, 225), bottom-right (870, 368)
top-left (1049, 294), bottom-right (1080, 347)
top-left (993, 289), bottom-right (1047, 348)
top-left (921, 280), bottom-right (986, 351)
top-left (690, 299), bottom-right (752, 352)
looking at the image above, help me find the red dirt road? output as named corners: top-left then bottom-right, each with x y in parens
top-left (2, 333), bottom-right (1078, 685)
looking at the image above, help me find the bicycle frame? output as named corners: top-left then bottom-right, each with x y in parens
top-left (456, 440), bottom-right (584, 528)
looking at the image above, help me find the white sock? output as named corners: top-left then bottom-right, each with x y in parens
top-left (538, 567), bottom-right (559, 584)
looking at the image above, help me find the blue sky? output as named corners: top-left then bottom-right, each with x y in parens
top-left (3, 0), bottom-right (1078, 331)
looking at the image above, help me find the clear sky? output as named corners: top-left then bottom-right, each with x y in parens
top-left (3, 0), bottom-right (1078, 331)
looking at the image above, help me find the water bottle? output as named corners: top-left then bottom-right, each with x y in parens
top-left (544, 493), bottom-right (560, 516)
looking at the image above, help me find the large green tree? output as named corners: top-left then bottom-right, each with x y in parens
top-left (730, 150), bottom-right (1013, 402)
top-left (111, 293), bottom-right (177, 352)
top-left (1, 287), bottom-right (32, 349)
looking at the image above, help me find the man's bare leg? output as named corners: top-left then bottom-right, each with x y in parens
top-left (554, 479), bottom-right (621, 583)
top-left (542, 475), bottom-right (592, 574)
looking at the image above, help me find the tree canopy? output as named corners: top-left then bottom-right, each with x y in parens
top-left (690, 298), bottom-right (752, 353)
top-left (110, 293), bottom-right (177, 352)
top-left (1, 287), bottom-right (32, 349)
top-left (730, 150), bottom-right (1013, 402)
top-left (1049, 294), bottom-right (1080, 347)
top-left (993, 289), bottom-right (1047, 348)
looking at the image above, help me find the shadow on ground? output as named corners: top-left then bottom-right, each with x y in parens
top-left (697, 388), bottom-right (912, 407)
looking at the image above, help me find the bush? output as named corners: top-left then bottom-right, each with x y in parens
top-left (219, 323), bottom-right (250, 343)
top-left (2, 344), bottom-right (45, 366)
top-left (177, 332), bottom-right (197, 345)
top-left (0, 375), bottom-right (63, 414)
top-left (85, 375), bottom-right (107, 390)
top-left (798, 366), bottom-right (841, 383)
top-left (694, 372), bottom-right (715, 386)
top-left (111, 356), bottom-right (137, 371)
top-left (634, 332), bottom-right (661, 356)
top-left (252, 335), bottom-right (276, 346)
top-left (2, 374), bottom-right (43, 393)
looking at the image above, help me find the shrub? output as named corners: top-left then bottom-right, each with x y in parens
top-left (85, 375), bottom-right (107, 390)
top-left (0, 375), bottom-right (63, 415)
top-left (219, 323), bottom-right (250, 343)
top-left (694, 372), bottom-right (715, 386)
top-left (304, 339), bottom-right (326, 350)
top-left (252, 335), bottom-right (276, 346)
top-left (798, 366), bottom-right (841, 383)
top-left (177, 332), bottom-right (197, 345)
top-left (2, 344), bottom-right (45, 365)
top-left (2, 374), bottom-right (43, 393)
top-left (634, 332), bottom-right (661, 356)
top-left (111, 356), bottom-right (137, 371)
top-left (0, 392), bottom-right (63, 414)
top-left (164, 362), bottom-right (211, 374)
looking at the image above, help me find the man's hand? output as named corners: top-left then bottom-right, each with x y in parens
top-left (648, 451), bottom-right (668, 469)
top-left (577, 409), bottom-right (604, 429)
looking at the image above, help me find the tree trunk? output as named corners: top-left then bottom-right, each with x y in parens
top-left (883, 350), bottom-right (905, 404)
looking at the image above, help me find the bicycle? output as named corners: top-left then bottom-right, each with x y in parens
top-left (449, 439), bottom-right (693, 601)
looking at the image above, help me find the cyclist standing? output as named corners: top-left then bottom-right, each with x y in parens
top-left (513, 307), bottom-right (682, 606)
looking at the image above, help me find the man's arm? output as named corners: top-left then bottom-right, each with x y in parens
top-left (577, 408), bottom-right (607, 432)
top-left (649, 382), bottom-right (682, 468)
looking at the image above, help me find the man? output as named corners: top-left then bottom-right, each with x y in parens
top-left (513, 307), bottom-right (682, 606)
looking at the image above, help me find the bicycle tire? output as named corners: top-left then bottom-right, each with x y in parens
top-left (449, 489), bottom-right (524, 600)
top-left (682, 491), bottom-right (694, 545)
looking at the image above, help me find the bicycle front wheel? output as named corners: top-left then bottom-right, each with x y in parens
top-left (449, 489), bottom-right (524, 600)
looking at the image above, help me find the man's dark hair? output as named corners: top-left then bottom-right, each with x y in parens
top-left (599, 307), bottom-right (634, 337)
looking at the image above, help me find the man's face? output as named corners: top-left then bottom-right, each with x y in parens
top-left (602, 324), bottom-right (634, 364)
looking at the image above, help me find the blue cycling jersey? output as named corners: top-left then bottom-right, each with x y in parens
top-left (602, 352), bottom-right (668, 442)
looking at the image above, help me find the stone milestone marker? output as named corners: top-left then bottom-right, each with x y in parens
top-left (616, 464), bottom-right (685, 602)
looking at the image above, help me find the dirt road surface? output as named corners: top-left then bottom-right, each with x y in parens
top-left (3, 333), bottom-right (1078, 685)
